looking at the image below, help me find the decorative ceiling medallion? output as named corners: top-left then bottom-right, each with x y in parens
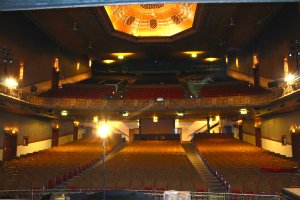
top-left (104, 3), bottom-right (197, 38)
top-left (140, 4), bottom-right (164, 9)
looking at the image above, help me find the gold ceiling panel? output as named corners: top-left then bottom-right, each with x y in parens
top-left (104, 3), bottom-right (197, 37)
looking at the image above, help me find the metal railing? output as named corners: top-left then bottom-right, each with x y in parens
top-left (0, 83), bottom-right (289, 111)
top-left (0, 189), bottom-right (280, 200)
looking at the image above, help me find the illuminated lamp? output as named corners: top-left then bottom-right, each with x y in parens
top-left (4, 77), bottom-right (18, 89)
top-left (225, 55), bottom-right (228, 64)
top-left (97, 124), bottom-right (111, 138)
top-left (153, 116), bottom-right (158, 123)
top-left (122, 112), bottom-right (129, 117)
top-left (240, 108), bottom-right (248, 115)
top-left (182, 51), bottom-right (204, 58)
top-left (73, 121), bottom-right (80, 127)
top-left (93, 116), bottom-right (98, 123)
top-left (54, 58), bottom-right (60, 72)
top-left (204, 57), bottom-right (219, 62)
top-left (284, 74), bottom-right (295, 82)
top-left (76, 62), bottom-right (80, 71)
top-left (177, 111), bottom-right (184, 116)
top-left (235, 57), bottom-right (239, 68)
top-left (4, 127), bottom-right (19, 134)
top-left (102, 60), bottom-right (116, 64)
top-left (19, 62), bottom-right (24, 81)
top-left (191, 53), bottom-right (197, 58)
top-left (61, 110), bottom-right (68, 116)
top-left (236, 119), bottom-right (243, 125)
top-left (253, 54), bottom-right (259, 68)
top-left (89, 59), bottom-right (92, 67)
top-left (111, 53), bottom-right (134, 60)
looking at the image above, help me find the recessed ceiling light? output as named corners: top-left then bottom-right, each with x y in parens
top-left (102, 59), bottom-right (116, 64)
top-left (191, 53), bottom-right (197, 58)
top-left (111, 53), bottom-right (134, 59)
top-left (182, 51), bottom-right (204, 57)
top-left (118, 55), bottom-right (124, 60)
top-left (204, 57), bottom-right (219, 62)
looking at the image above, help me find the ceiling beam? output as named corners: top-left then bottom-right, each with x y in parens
top-left (0, 0), bottom-right (298, 11)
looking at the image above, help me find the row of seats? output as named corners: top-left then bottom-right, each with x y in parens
top-left (195, 135), bottom-right (299, 194)
top-left (197, 82), bottom-right (269, 97)
top-left (123, 85), bottom-right (184, 99)
top-left (40, 85), bottom-right (114, 99)
top-left (67, 141), bottom-right (207, 191)
top-left (0, 137), bottom-right (120, 190)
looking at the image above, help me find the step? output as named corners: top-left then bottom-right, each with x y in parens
top-left (182, 142), bottom-right (227, 193)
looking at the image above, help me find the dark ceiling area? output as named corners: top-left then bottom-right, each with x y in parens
top-left (24, 3), bottom-right (282, 75)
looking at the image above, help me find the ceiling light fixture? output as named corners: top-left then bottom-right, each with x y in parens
top-left (191, 53), bottom-right (197, 58)
top-left (204, 57), bottom-right (219, 62)
top-left (111, 53), bottom-right (134, 59)
top-left (240, 108), bottom-right (248, 115)
top-left (102, 59), bottom-right (116, 64)
top-left (61, 110), bottom-right (68, 116)
top-left (182, 51), bottom-right (204, 57)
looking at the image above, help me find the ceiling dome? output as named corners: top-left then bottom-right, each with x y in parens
top-left (104, 3), bottom-right (197, 37)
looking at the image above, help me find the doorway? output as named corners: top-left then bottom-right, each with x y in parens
top-left (238, 125), bottom-right (243, 141)
top-left (3, 134), bottom-right (17, 161)
top-left (255, 127), bottom-right (262, 147)
top-left (292, 133), bottom-right (300, 160)
top-left (52, 128), bottom-right (59, 147)
top-left (73, 126), bottom-right (78, 141)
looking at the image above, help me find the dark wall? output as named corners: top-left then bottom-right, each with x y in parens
top-left (228, 3), bottom-right (300, 80)
top-left (261, 109), bottom-right (300, 144)
top-left (140, 118), bottom-right (175, 134)
top-left (0, 12), bottom-right (89, 87)
top-left (0, 111), bottom-right (74, 148)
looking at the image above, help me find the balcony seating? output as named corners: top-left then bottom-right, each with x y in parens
top-left (67, 141), bottom-right (207, 191)
top-left (197, 82), bottom-right (270, 97)
top-left (123, 85), bottom-right (184, 99)
top-left (0, 137), bottom-right (120, 190)
top-left (40, 84), bottom-right (114, 99)
top-left (195, 135), bottom-right (299, 194)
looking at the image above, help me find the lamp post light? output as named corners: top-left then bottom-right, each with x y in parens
top-left (97, 124), bottom-right (110, 200)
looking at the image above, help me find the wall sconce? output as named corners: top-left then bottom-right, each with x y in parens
top-left (52, 123), bottom-right (60, 129)
top-left (153, 116), bottom-right (158, 123)
top-left (240, 108), bottom-right (248, 115)
top-left (4, 127), bottom-right (19, 134)
top-left (73, 121), bottom-right (80, 127)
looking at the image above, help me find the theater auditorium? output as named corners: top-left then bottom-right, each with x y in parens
top-left (0, 0), bottom-right (300, 199)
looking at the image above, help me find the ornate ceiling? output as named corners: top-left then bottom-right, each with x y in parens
top-left (104, 3), bottom-right (197, 38)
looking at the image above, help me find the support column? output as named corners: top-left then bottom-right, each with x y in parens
top-left (73, 126), bottom-right (79, 141)
top-left (207, 117), bottom-right (210, 133)
top-left (51, 67), bottom-right (60, 91)
top-left (253, 64), bottom-right (260, 88)
top-left (238, 124), bottom-right (243, 141)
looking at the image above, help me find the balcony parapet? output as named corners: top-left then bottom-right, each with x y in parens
top-left (0, 84), bottom-right (282, 111)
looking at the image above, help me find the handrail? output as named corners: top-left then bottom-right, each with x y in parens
top-left (0, 83), bottom-right (292, 112)
top-left (189, 124), bottom-right (207, 137)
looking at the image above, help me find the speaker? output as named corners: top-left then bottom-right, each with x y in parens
top-left (268, 81), bottom-right (278, 88)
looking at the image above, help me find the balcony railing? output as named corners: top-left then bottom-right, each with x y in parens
top-left (0, 83), bottom-right (284, 111)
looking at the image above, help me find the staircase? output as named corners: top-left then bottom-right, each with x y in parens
top-left (182, 142), bottom-right (227, 193)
